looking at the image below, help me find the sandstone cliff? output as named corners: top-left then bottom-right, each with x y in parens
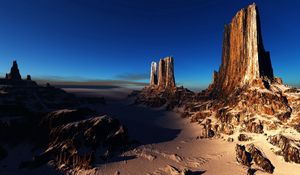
top-left (209, 3), bottom-right (274, 97)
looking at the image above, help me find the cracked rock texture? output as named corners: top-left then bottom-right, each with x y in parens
top-left (209, 3), bottom-right (274, 97)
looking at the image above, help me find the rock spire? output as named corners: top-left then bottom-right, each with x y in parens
top-left (149, 56), bottom-right (175, 89)
top-left (7, 60), bottom-right (22, 81)
top-left (209, 3), bottom-right (274, 96)
top-left (150, 61), bottom-right (157, 86)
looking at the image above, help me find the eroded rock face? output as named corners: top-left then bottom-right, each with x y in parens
top-left (209, 3), bottom-right (274, 97)
top-left (31, 115), bottom-right (128, 171)
top-left (7, 60), bottom-right (22, 81)
top-left (158, 57), bottom-right (175, 89)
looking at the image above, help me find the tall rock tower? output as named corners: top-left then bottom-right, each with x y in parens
top-left (209, 3), bottom-right (274, 96)
top-left (149, 57), bottom-right (176, 89)
top-left (150, 61), bottom-right (157, 86)
top-left (157, 57), bottom-right (175, 89)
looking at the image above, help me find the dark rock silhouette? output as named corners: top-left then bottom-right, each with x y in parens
top-left (7, 60), bottom-right (22, 80)
top-left (26, 74), bottom-right (31, 81)
top-left (0, 60), bottom-right (130, 174)
top-left (208, 3), bottom-right (274, 97)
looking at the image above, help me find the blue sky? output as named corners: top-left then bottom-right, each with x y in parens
top-left (0, 0), bottom-right (299, 89)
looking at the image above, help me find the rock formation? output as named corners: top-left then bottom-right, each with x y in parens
top-left (150, 61), bottom-right (157, 86)
top-left (23, 113), bottom-right (128, 171)
top-left (157, 57), bottom-right (176, 89)
top-left (236, 144), bottom-right (274, 174)
top-left (7, 60), bottom-right (22, 80)
top-left (268, 134), bottom-right (300, 163)
top-left (209, 3), bottom-right (274, 96)
top-left (138, 56), bottom-right (180, 107)
top-left (148, 56), bottom-right (176, 89)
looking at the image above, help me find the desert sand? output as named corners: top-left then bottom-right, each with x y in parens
top-left (61, 88), bottom-right (300, 175)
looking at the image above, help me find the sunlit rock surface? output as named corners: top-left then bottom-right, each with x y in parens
top-left (208, 3), bottom-right (274, 97)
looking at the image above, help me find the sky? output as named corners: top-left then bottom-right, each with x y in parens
top-left (0, 0), bottom-right (299, 89)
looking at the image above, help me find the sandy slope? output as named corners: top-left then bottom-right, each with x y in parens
top-left (66, 88), bottom-right (247, 175)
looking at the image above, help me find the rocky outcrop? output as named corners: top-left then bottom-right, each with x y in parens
top-left (135, 86), bottom-right (194, 108)
top-left (148, 57), bottom-right (175, 89)
top-left (247, 144), bottom-right (275, 173)
top-left (150, 61), bottom-right (157, 86)
top-left (7, 60), bottom-right (22, 80)
top-left (236, 144), bottom-right (274, 174)
top-left (209, 3), bottom-right (274, 97)
top-left (268, 134), bottom-right (300, 163)
top-left (27, 115), bottom-right (128, 171)
top-left (236, 144), bottom-right (252, 166)
top-left (41, 108), bottom-right (95, 129)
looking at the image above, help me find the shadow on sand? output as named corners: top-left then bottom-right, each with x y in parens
top-left (97, 100), bottom-right (182, 145)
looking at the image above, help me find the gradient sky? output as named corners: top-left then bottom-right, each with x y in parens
top-left (0, 0), bottom-right (299, 89)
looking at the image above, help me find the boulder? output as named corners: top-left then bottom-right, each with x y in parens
top-left (235, 144), bottom-right (252, 166)
top-left (238, 134), bottom-right (252, 141)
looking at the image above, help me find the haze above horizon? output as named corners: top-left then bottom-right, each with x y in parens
top-left (0, 0), bottom-right (299, 89)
